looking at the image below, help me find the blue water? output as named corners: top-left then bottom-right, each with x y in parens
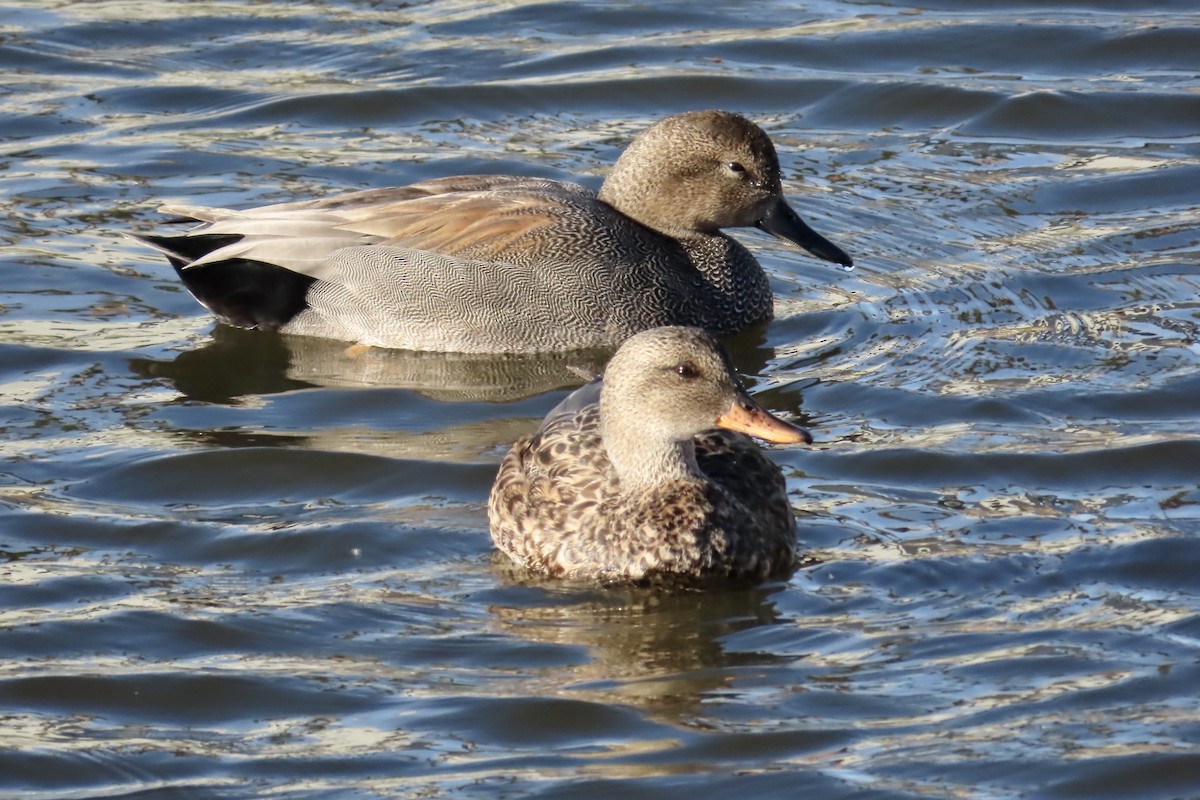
top-left (2, 1), bottom-right (1199, 798)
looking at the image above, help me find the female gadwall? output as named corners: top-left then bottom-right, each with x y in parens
top-left (134, 110), bottom-right (852, 354)
top-left (488, 326), bottom-right (811, 582)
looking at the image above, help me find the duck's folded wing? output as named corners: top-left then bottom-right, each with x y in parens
top-left (337, 191), bottom-right (564, 258)
top-left (164, 187), bottom-right (581, 276)
top-left (539, 377), bottom-right (602, 432)
top-left (182, 235), bottom-right (375, 278)
top-left (196, 175), bottom-right (592, 214)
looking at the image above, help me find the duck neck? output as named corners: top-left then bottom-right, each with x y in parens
top-left (602, 423), bottom-right (703, 495)
top-left (676, 234), bottom-right (774, 331)
top-left (598, 147), bottom-right (651, 223)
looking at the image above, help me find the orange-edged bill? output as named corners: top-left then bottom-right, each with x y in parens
top-left (715, 391), bottom-right (812, 445)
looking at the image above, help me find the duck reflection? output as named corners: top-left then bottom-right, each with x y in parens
top-left (482, 564), bottom-right (806, 719)
top-left (129, 324), bottom-right (610, 403)
top-left (128, 323), bottom-right (778, 405)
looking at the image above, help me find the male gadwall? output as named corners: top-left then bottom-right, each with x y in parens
top-left (488, 326), bottom-right (810, 582)
top-left (134, 110), bottom-right (852, 354)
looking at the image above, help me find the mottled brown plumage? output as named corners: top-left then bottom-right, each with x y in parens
top-left (488, 326), bottom-right (811, 582)
top-left (131, 111), bottom-right (852, 354)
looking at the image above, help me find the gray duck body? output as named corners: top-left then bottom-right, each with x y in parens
top-left (133, 111), bottom-right (853, 354)
top-left (488, 326), bottom-right (811, 582)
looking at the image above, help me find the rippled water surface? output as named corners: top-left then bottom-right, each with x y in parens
top-left (3, 1), bottom-right (1200, 797)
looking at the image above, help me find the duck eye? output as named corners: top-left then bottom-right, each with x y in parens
top-left (675, 363), bottom-right (698, 379)
top-left (725, 161), bottom-right (759, 187)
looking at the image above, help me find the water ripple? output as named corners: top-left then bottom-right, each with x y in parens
top-left (2, 1), bottom-right (1199, 798)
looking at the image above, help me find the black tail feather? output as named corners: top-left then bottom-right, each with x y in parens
top-left (135, 233), bottom-right (315, 330)
top-left (180, 259), bottom-right (316, 330)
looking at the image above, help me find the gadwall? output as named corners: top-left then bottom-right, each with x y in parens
top-left (134, 110), bottom-right (853, 354)
top-left (488, 326), bottom-right (810, 582)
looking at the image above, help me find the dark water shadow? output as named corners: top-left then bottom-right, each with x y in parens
top-left (128, 325), bottom-right (312, 403)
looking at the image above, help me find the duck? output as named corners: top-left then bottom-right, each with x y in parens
top-left (132, 110), bottom-right (853, 354)
top-left (488, 326), bottom-right (811, 582)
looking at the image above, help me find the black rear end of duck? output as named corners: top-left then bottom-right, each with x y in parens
top-left (134, 232), bottom-right (315, 331)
